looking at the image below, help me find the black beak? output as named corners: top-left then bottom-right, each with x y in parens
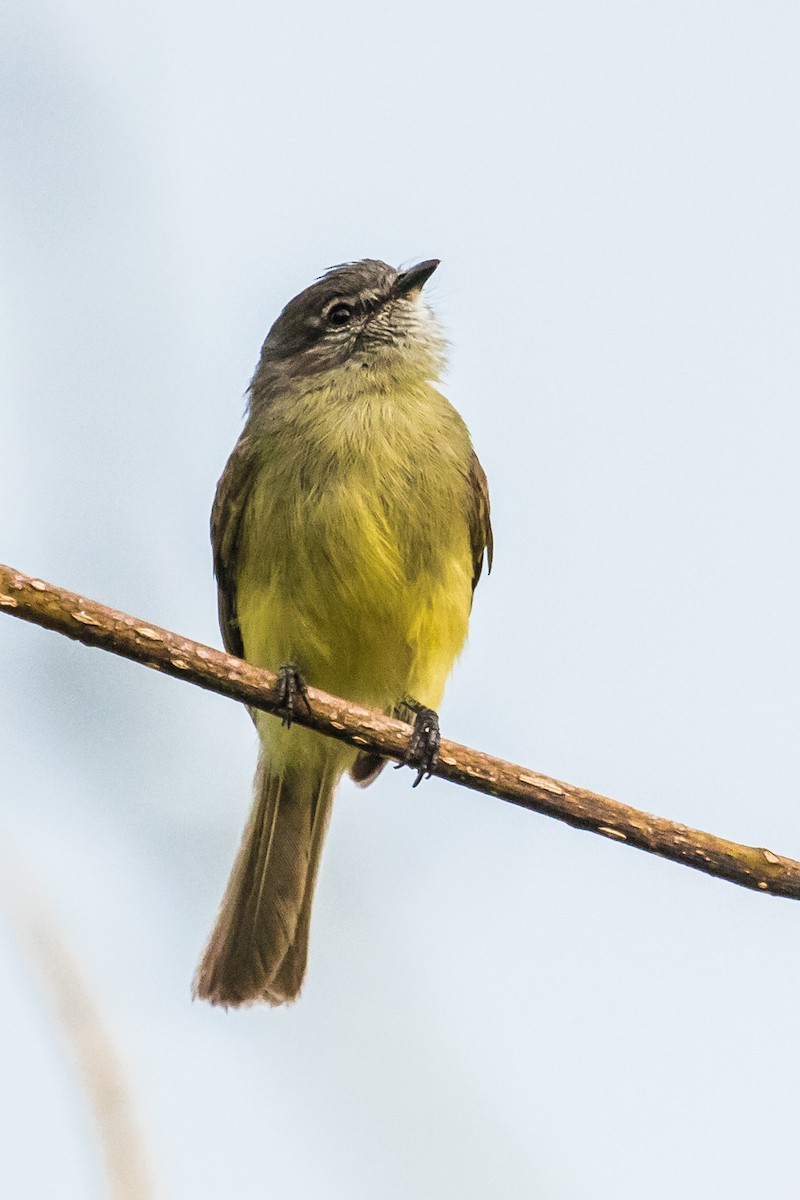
top-left (394, 259), bottom-right (440, 297)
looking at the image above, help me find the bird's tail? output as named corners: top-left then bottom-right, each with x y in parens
top-left (194, 750), bottom-right (336, 1007)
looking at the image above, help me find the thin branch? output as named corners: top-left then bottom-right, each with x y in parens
top-left (1, 561), bottom-right (798, 900)
top-left (1, 851), bottom-right (152, 1199)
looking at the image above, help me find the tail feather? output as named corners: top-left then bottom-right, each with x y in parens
top-left (194, 757), bottom-right (335, 1007)
top-left (265, 762), bottom-right (335, 1003)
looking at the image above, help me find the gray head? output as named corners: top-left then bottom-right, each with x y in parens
top-left (250, 258), bottom-right (446, 402)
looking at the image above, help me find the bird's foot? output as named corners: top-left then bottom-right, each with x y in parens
top-left (275, 664), bottom-right (312, 728)
top-left (395, 698), bottom-right (441, 787)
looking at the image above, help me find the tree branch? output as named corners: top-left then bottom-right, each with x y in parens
top-left (1, 561), bottom-right (798, 900)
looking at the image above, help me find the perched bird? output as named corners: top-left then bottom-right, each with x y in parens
top-left (194, 258), bottom-right (492, 1007)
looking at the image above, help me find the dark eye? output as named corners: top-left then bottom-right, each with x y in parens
top-left (327, 302), bottom-right (353, 327)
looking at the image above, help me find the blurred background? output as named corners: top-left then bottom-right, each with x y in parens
top-left (2, 1), bottom-right (800, 1196)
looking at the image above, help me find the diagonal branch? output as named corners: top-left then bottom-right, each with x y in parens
top-left (1, 561), bottom-right (798, 900)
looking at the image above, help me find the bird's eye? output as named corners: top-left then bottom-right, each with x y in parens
top-left (327, 303), bottom-right (353, 327)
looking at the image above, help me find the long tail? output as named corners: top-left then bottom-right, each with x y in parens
top-left (194, 755), bottom-right (335, 1007)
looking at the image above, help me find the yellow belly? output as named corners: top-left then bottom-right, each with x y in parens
top-left (238, 544), bottom-right (472, 711)
top-left (234, 379), bottom-right (476, 772)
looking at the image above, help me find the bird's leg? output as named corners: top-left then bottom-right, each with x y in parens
top-left (274, 663), bottom-right (312, 728)
top-left (394, 697), bottom-right (441, 787)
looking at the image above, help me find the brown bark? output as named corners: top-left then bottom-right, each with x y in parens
top-left (2, 561), bottom-right (798, 900)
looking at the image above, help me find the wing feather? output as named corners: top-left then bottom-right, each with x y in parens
top-left (210, 432), bottom-right (257, 659)
top-left (468, 451), bottom-right (494, 594)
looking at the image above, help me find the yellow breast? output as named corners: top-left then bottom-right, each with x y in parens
top-left (236, 376), bottom-right (476, 717)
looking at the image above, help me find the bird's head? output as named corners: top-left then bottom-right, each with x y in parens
top-left (251, 258), bottom-right (446, 402)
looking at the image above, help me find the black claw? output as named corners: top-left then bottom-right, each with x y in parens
top-left (275, 663), bottom-right (311, 728)
top-left (395, 699), bottom-right (441, 787)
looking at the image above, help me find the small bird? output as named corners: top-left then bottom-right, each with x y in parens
top-left (194, 259), bottom-right (492, 1007)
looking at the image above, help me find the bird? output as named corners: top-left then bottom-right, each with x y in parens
top-left (194, 258), bottom-right (492, 1007)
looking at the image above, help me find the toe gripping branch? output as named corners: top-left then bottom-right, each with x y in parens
top-left (395, 698), bottom-right (441, 787)
top-left (275, 663), bottom-right (313, 728)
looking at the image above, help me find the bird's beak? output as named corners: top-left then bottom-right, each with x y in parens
top-left (394, 259), bottom-right (440, 297)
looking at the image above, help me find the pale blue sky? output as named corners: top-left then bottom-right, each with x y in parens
top-left (2, 2), bottom-right (800, 1196)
